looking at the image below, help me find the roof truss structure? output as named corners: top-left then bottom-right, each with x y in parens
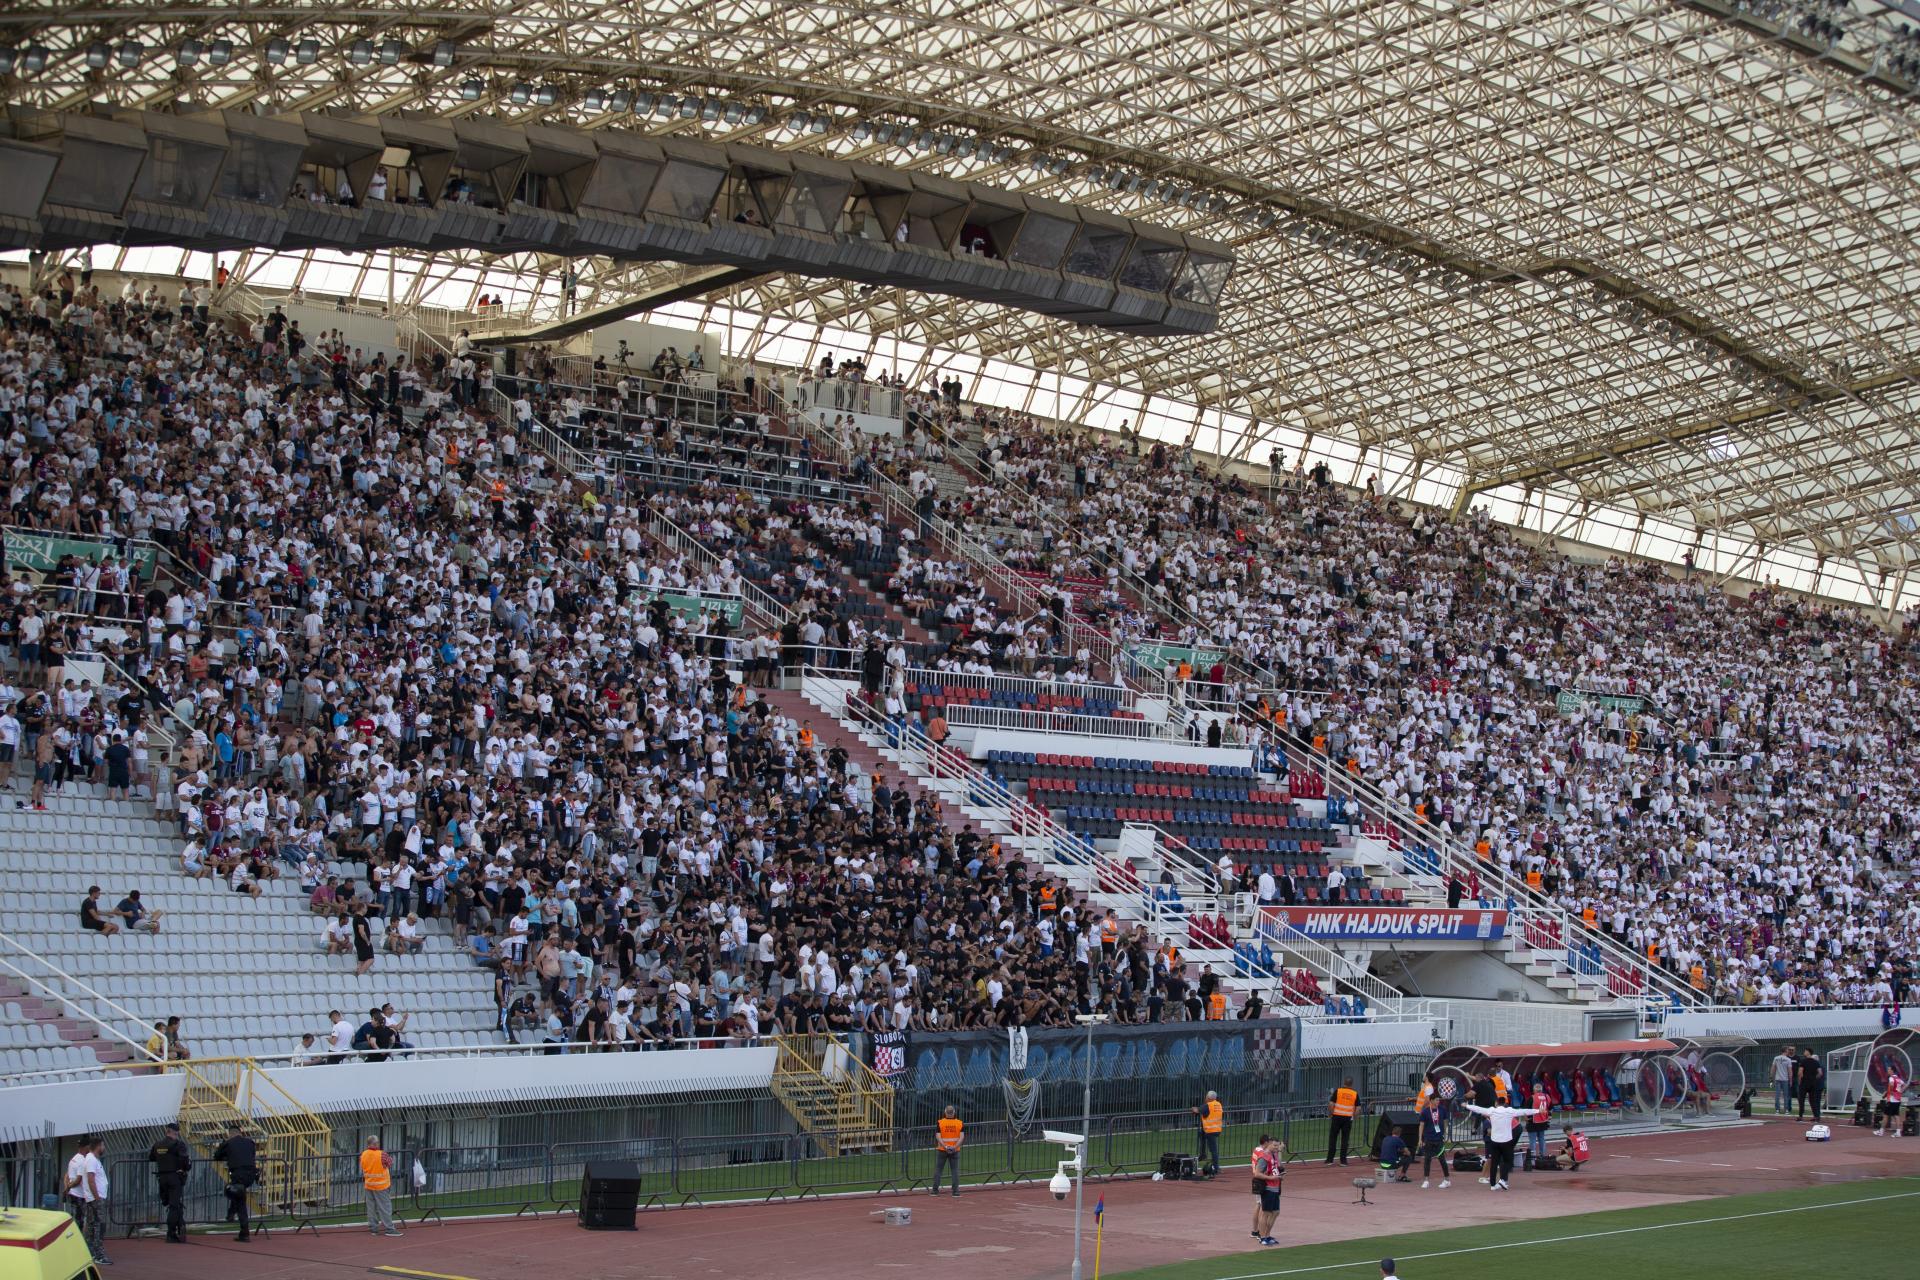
top-left (4, 0), bottom-right (1919, 593)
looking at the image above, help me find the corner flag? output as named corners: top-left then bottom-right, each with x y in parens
top-left (1094, 1195), bottom-right (1104, 1223)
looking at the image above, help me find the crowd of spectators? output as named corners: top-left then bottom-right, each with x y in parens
top-left (9, 264), bottom-right (1917, 1024)
top-left (2, 269), bottom-right (1256, 1058)
top-left (892, 398), bottom-right (1920, 1008)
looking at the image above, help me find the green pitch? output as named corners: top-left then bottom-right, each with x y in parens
top-left (1105, 1176), bottom-right (1920, 1280)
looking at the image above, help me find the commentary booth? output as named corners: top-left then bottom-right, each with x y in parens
top-left (1419, 1040), bottom-right (1672, 1144)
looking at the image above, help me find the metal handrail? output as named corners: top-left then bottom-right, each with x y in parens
top-left (902, 663), bottom-right (1130, 704)
top-left (643, 511), bottom-right (790, 631)
top-left (1253, 704), bottom-right (1692, 1007)
top-left (942, 703), bottom-right (1165, 739)
top-left (769, 386), bottom-right (1158, 695)
top-left (0, 930), bottom-right (165, 1065)
top-left (798, 667), bottom-right (1369, 1006)
top-left (1247, 914), bottom-right (1413, 1009)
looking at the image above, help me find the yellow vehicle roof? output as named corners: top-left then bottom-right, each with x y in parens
top-left (0, 1207), bottom-right (93, 1279)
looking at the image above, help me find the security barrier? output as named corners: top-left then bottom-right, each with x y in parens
top-left (93, 1101), bottom-right (1410, 1235)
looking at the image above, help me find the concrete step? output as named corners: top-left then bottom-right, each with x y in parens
top-left (756, 688), bottom-right (972, 837)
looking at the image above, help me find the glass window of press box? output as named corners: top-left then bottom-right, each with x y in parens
top-left (1118, 239), bottom-right (1185, 292)
top-left (646, 159), bottom-right (727, 222)
top-left (133, 136), bottom-right (225, 208)
top-left (1173, 253), bottom-right (1232, 306)
top-left (1065, 225), bottom-right (1131, 280)
top-left (777, 170), bottom-right (853, 234)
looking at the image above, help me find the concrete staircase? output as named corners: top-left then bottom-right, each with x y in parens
top-left (787, 672), bottom-right (1406, 1013)
top-left (0, 780), bottom-right (505, 1072)
top-left (0, 976), bottom-right (137, 1074)
top-left (755, 688), bottom-right (972, 836)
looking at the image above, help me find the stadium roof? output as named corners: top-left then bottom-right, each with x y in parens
top-left (5, 0), bottom-right (1919, 604)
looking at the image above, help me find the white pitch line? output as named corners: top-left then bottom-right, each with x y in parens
top-left (1209, 1188), bottom-right (1920, 1280)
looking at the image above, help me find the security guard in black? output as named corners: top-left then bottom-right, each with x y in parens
top-left (212, 1122), bottom-right (259, 1242)
top-left (149, 1122), bottom-right (193, 1242)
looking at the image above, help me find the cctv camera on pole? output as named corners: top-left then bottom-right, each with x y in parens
top-left (1045, 1129), bottom-right (1085, 1201)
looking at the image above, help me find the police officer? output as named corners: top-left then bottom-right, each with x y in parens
top-left (212, 1120), bottom-right (258, 1243)
top-left (148, 1121), bottom-right (192, 1242)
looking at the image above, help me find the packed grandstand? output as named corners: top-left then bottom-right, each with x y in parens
top-left (0, 266), bottom-right (1912, 1075)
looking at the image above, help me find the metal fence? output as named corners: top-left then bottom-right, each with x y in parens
top-left (93, 1100), bottom-right (1406, 1234)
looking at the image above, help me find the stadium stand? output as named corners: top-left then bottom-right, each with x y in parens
top-left (1, 258), bottom-right (1915, 1094)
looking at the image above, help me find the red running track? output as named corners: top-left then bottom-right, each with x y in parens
top-left (101, 1119), bottom-right (1920, 1280)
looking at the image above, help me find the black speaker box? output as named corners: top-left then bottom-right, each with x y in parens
top-left (578, 1159), bottom-right (642, 1230)
top-left (1367, 1110), bottom-right (1422, 1159)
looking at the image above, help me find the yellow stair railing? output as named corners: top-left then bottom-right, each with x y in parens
top-left (134, 1057), bottom-right (333, 1218)
top-left (771, 1035), bottom-right (894, 1156)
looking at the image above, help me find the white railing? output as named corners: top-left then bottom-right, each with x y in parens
top-left (943, 703), bottom-right (1164, 739)
top-left (0, 1035), bottom-right (766, 1086)
top-left (903, 664), bottom-right (1130, 705)
top-left (781, 374), bottom-right (906, 422)
top-left (1255, 704), bottom-right (1696, 1008)
top-left (521, 414), bottom-right (595, 479)
top-left (643, 511), bottom-right (789, 631)
top-left (799, 667), bottom-right (1394, 1011)
top-left (767, 386), bottom-right (1161, 697)
top-left (1241, 913), bottom-right (1409, 1011)
top-left (0, 931), bottom-right (166, 1067)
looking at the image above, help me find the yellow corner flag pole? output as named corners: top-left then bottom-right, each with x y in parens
top-left (1093, 1213), bottom-right (1105, 1280)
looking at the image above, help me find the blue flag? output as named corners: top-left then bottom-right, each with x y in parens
top-left (1094, 1195), bottom-right (1104, 1223)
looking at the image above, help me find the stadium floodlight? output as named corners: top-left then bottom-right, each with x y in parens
top-left (810, 115), bottom-right (829, 134)
top-left (701, 98), bottom-right (721, 122)
top-left (851, 121), bottom-right (872, 142)
top-left (21, 43), bottom-right (50, 74)
top-left (723, 102), bottom-right (742, 124)
top-left (956, 139), bottom-right (976, 159)
top-left (745, 105), bottom-right (767, 125)
top-left (381, 38), bottom-right (406, 66)
top-left (509, 82), bottom-right (531, 105)
top-left (348, 39), bottom-right (373, 67)
top-left (0, 48), bottom-right (15, 76)
top-left (460, 78), bottom-right (484, 101)
top-left (431, 41), bottom-right (458, 68)
top-left (295, 38), bottom-right (320, 65)
top-left (534, 84), bottom-right (558, 107)
top-left (584, 88), bottom-right (607, 112)
top-left (264, 38), bottom-right (287, 66)
top-left (873, 123), bottom-right (894, 144)
top-left (85, 42), bottom-right (111, 69)
top-left (677, 95), bottom-right (699, 119)
top-left (634, 92), bottom-right (655, 114)
top-left (608, 89), bottom-right (631, 113)
top-left (208, 39), bottom-right (233, 67)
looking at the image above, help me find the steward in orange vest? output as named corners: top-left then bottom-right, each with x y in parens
top-left (933, 1106), bottom-right (965, 1195)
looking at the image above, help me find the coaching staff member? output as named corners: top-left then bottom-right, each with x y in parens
top-left (1462, 1097), bottom-right (1530, 1191)
top-left (148, 1121), bottom-right (192, 1242)
top-left (1796, 1048), bottom-right (1825, 1120)
top-left (212, 1120), bottom-right (258, 1242)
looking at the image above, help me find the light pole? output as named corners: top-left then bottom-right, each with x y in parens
top-left (1070, 1012), bottom-right (1103, 1280)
